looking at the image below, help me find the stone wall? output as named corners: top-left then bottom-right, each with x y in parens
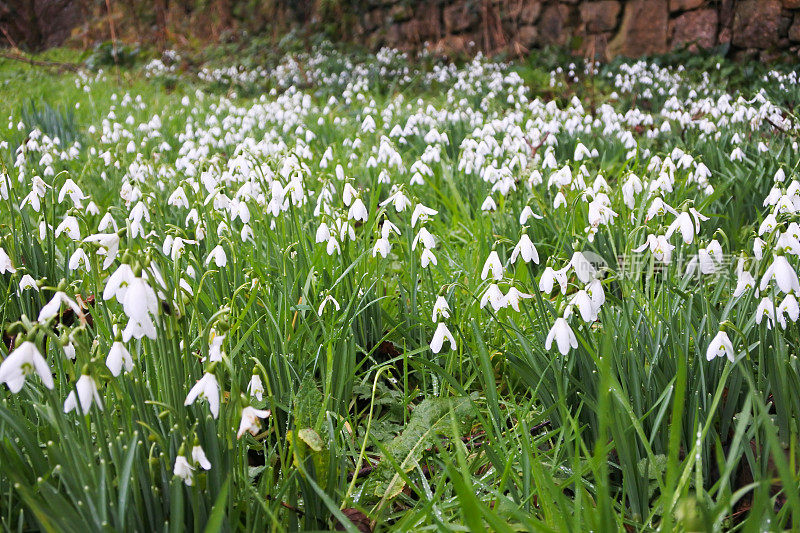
top-left (353, 0), bottom-right (800, 60)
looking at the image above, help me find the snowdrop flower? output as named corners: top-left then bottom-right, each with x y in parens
top-left (184, 372), bottom-right (221, 419)
top-left (706, 330), bottom-right (734, 362)
top-left (58, 179), bottom-right (86, 206)
top-left (480, 284), bottom-right (506, 311)
top-left (553, 191), bottom-right (567, 209)
top-left (733, 260), bottom-right (755, 298)
top-left (55, 216), bottom-right (81, 240)
top-left (667, 209), bottom-right (706, 244)
top-left (38, 291), bottom-right (83, 323)
top-left (633, 234), bottom-right (674, 263)
top-left (64, 374), bottom-right (104, 414)
top-left (756, 297), bottom-right (776, 329)
top-left (18, 274), bottom-right (38, 292)
top-left (106, 341), bottom-right (134, 376)
top-left (420, 248), bottom-right (438, 268)
top-left (317, 294), bottom-right (340, 316)
top-left (510, 234), bottom-right (539, 264)
top-left (326, 237), bottom-right (341, 256)
top-left (348, 198), bottom-right (368, 221)
top-left (760, 255), bottom-right (800, 294)
top-left (539, 266), bottom-right (568, 295)
top-left (237, 406), bottom-right (271, 438)
top-left (68, 248), bottom-right (91, 271)
top-left (411, 203), bottom-right (438, 227)
top-left (380, 189), bottom-right (411, 212)
top-left (192, 445), bottom-right (212, 470)
top-left (173, 455), bottom-right (194, 486)
top-left (247, 374), bottom-right (264, 401)
top-left (0, 247), bottom-right (16, 273)
top-left (430, 322), bottom-right (456, 353)
top-left (432, 296), bottom-right (450, 321)
top-left (373, 238), bottom-right (391, 258)
top-left (645, 197), bottom-right (677, 221)
top-left (83, 232), bottom-right (121, 270)
top-left (121, 277), bottom-right (158, 341)
top-left (481, 196), bottom-right (497, 212)
top-left (545, 318), bottom-right (578, 355)
top-left (0, 341), bottom-right (53, 392)
top-left (316, 222), bottom-right (331, 243)
top-left (412, 228), bottom-right (435, 250)
top-left (503, 287), bottom-right (532, 312)
top-left (778, 293), bottom-right (800, 328)
top-left (519, 206), bottom-right (543, 224)
top-left (569, 289), bottom-right (597, 322)
top-left (481, 251), bottom-right (503, 281)
top-left (208, 330), bottom-right (225, 362)
top-left (759, 213), bottom-right (778, 236)
top-left (205, 245), bottom-right (227, 268)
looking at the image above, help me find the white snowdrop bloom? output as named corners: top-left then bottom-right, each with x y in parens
top-left (412, 228), bottom-right (435, 250)
top-left (573, 142), bottom-right (591, 161)
top-left (38, 291), bottom-right (83, 323)
top-left (316, 222), bottom-right (331, 243)
top-left (103, 264), bottom-right (135, 302)
top-left (326, 236), bottom-right (341, 256)
top-left (510, 234), bottom-right (539, 264)
top-left (569, 289), bottom-right (597, 322)
top-left (753, 237), bottom-right (765, 260)
top-left (98, 212), bottom-right (117, 232)
top-left (121, 277), bottom-right (159, 342)
top-left (208, 330), bottom-right (225, 362)
top-left (481, 196), bottom-right (497, 212)
top-left (420, 248), bottom-right (438, 268)
top-left (55, 216), bottom-right (81, 240)
top-left (621, 174), bottom-right (643, 209)
top-left (570, 252), bottom-right (598, 284)
top-left (733, 260), bottom-right (756, 298)
top-left (503, 287), bottom-right (532, 312)
top-left (706, 330), bottom-right (734, 362)
top-left (519, 206), bottom-right (543, 224)
top-left (348, 198), bottom-right (368, 221)
top-left (480, 284), bottom-right (506, 311)
top-left (756, 297), bottom-right (776, 329)
top-left (83, 232), bottom-right (121, 270)
top-left (247, 374), bottom-right (264, 401)
top-left (539, 266), bottom-right (568, 295)
top-left (106, 341), bottom-right (134, 376)
top-left (18, 274), bottom-right (38, 292)
top-left (192, 445), bottom-right (212, 470)
top-left (481, 251), bottom-right (503, 281)
top-left (0, 247), bottom-right (16, 273)
top-left (167, 186), bottom-right (189, 208)
top-left (64, 374), bottom-right (103, 414)
top-left (373, 237), bottom-right (391, 258)
top-left (553, 191), bottom-right (567, 209)
top-left (237, 406), bottom-right (271, 438)
top-left (545, 318), bottom-right (578, 355)
top-left (760, 255), bottom-right (800, 294)
top-left (361, 115), bottom-right (376, 133)
top-left (317, 295), bottom-right (340, 316)
top-left (430, 322), bottom-right (457, 353)
top-left (343, 183), bottom-right (358, 206)
top-left (633, 234), bottom-right (675, 263)
top-left (184, 373), bottom-right (221, 419)
top-left (0, 341), bottom-right (53, 392)
top-left (68, 248), bottom-right (91, 271)
top-left (730, 147), bottom-right (744, 162)
top-left (380, 189), bottom-right (411, 212)
top-left (173, 455), bottom-right (195, 486)
top-left (411, 203), bottom-right (438, 227)
top-left (58, 178), bottom-right (86, 206)
top-left (63, 343), bottom-right (76, 360)
top-left (775, 168), bottom-right (786, 183)
top-left (645, 197), bottom-right (677, 221)
top-left (778, 293), bottom-right (800, 328)
top-left (432, 296), bottom-right (451, 322)
top-left (586, 279), bottom-right (605, 310)
top-left (759, 213), bottom-right (778, 236)
top-left (205, 245), bottom-right (227, 267)
top-left (667, 211), bottom-right (699, 244)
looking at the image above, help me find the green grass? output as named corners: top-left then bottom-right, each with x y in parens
top-left (0, 42), bottom-right (799, 531)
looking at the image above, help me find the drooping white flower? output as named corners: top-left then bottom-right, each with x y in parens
top-left (173, 455), bottom-right (195, 486)
top-left (539, 266), bottom-right (568, 295)
top-left (0, 247), bottom-right (16, 274)
top-left (247, 374), bottom-right (264, 401)
top-left (778, 293), bottom-right (800, 328)
top-left (208, 330), bottom-right (225, 362)
top-left (430, 322), bottom-right (456, 353)
top-left (706, 330), bottom-right (734, 363)
top-left (237, 406), bottom-right (271, 438)
top-left (18, 274), bottom-right (38, 292)
top-left (348, 198), bottom-right (368, 221)
top-left (510, 234), bottom-right (539, 264)
top-left (64, 374), bottom-right (104, 414)
top-left (760, 255), bottom-right (800, 294)
top-left (545, 318), bottom-right (578, 355)
top-left (519, 206), bottom-right (543, 224)
top-left (480, 284), bottom-right (506, 311)
top-left (503, 287), bottom-right (532, 312)
top-left (317, 295), bottom-right (340, 316)
top-left (192, 445), bottom-right (212, 470)
top-left (38, 291), bottom-right (83, 323)
top-left (0, 341), bottom-right (53, 392)
top-left (121, 277), bottom-right (158, 341)
top-left (420, 248), bottom-right (438, 268)
top-left (481, 251), bottom-right (503, 281)
top-left (205, 245), bottom-right (227, 268)
top-left (184, 373), bottom-right (221, 419)
top-left (411, 203), bottom-right (438, 227)
top-left (372, 238), bottom-right (391, 258)
top-left (756, 297), bottom-right (776, 329)
top-left (106, 341), bottom-right (134, 376)
top-left (68, 248), bottom-right (91, 271)
top-left (432, 296), bottom-right (451, 322)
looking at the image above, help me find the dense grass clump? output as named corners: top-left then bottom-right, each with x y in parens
top-left (0, 43), bottom-right (800, 531)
